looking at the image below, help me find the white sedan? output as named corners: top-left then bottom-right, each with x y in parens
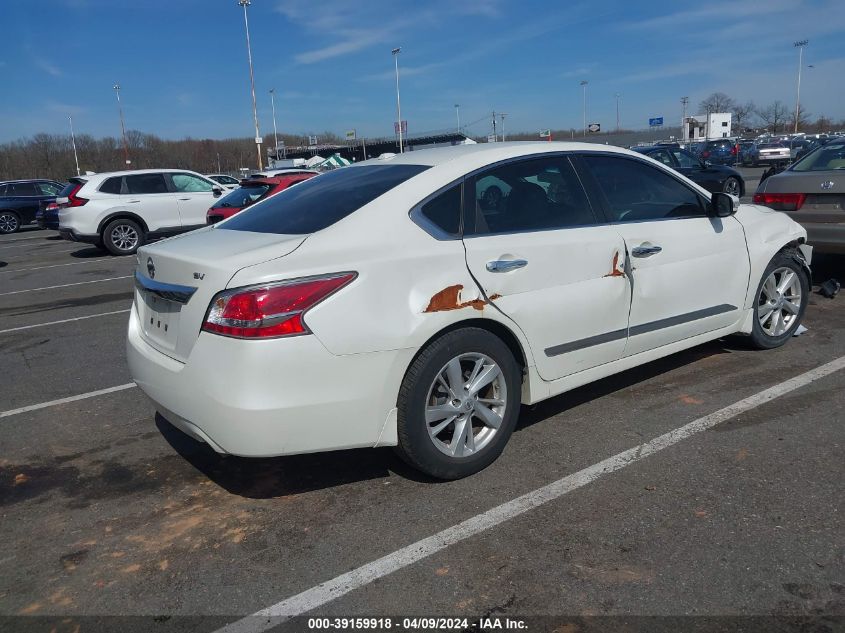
top-left (127, 142), bottom-right (811, 479)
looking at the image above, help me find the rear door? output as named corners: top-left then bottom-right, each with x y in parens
top-left (8, 182), bottom-right (40, 223)
top-left (578, 153), bottom-right (749, 357)
top-left (169, 173), bottom-right (218, 228)
top-left (124, 173), bottom-right (181, 232)
top-left (461, 154), bottom-right (631, 381)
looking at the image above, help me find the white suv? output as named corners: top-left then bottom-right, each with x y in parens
top-left (58, 169), bottom-right (224, 255)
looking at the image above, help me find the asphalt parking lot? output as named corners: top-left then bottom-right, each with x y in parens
top-left (1, 185), bottom-right (844, 632)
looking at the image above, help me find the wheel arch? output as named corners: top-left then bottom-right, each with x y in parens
top-left (97, 212), bottom-right (149, 236)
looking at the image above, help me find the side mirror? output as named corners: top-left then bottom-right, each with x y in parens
top-left (212, 187), bottom-right (223, 198)
top-left (710, 192), bottom-right (738, 218)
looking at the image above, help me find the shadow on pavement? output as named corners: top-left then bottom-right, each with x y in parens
top-left (70, 246), bottom-right (110, 258)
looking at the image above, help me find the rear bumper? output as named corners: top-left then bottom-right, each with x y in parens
top-left (37, 212), bottom-right (59, 230)
top-left (126, 305), bottom-right (411, 457)
top-left (58, 227), bottom-right (100, 244)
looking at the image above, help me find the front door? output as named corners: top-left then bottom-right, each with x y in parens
top-left (124, 173), bottom-right (181, 233)
top-left (461, 154), bottom-right (631, 381)
top-left (578, 153), bottom-right (750, 357)
top-left (169, 173), bottom-right (217, 228)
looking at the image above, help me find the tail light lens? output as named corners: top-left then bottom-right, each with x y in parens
top-left (731, 145), bottom-right (738, 155)
top-left (752, 192), bottom-right (807, 211)
top-left (46, 202), bottom-right (59, 211)
top-left (202, 272), bottom-right (356, 339)
top-left (701, 151), bottom-right (710, 158)
top-left (63, 183), bottom-right (88, 207)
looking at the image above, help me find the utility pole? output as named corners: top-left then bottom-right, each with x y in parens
top-left (794, 39), bottom-right (808, 133)
top-left (239, 0), bottom-right (262, 170)
top-left (392, 47), bottom-right (404, 153)
top-left (491, 111), bottom-right (497, 141)
top-left (113, 84), bottom-right (130, 166)
top-left (454, 104), bottom-right (461, 134)
top-left (269, 88), bottom-right (279, 166)
top-left (68, 115), bottom-right (80, 176)
top-left (681, 96), bottom-right (689, 142)
top-left (499, 113), bottom-right (508, 142)
top-left (580, 80), bottom-right (588, 137)
top-left (615, 93), bottom-right (621, 132)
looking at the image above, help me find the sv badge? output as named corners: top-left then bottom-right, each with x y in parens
top-left (193, 272), bottom-right (205, 280)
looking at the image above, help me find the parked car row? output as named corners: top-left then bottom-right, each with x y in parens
top-left (0, 179), bottom-right (65, 233)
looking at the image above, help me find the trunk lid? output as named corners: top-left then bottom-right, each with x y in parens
top-left (135, 227), bottom-right (307, 362)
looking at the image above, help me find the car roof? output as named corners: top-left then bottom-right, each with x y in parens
top-left (76, 168), bottom-right (206, 182)
top-left (241, 174), bottom-right (316, 186)
top-left (0, 178), bottom-right (63, 185)
top-left (355, 141), bottom-right (641, 169)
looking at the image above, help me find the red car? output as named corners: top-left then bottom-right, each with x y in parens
top-left (206, 173), bottom-right (317, 225)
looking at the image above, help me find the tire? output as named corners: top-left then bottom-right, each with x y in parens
top-left (0, 211), bottom-right (21, 234)
top-left (395, 327), bottom-right (521, 479)
top-left (748, 250), bottom-right (809, 350)
top-left (102, 218), bottom-right (144, 255)
top-left (722, 177), bottom-right (741, 197)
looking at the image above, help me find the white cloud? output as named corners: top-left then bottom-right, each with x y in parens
top-left (35, 58), bottom-right (62, 77)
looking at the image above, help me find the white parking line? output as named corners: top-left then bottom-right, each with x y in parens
top-left (0, 233), bottom-right (54, 244)
top-left (0, 309), bottom-right (131, 334)
top-left (3, 246), bottom-right (83, 259)
top-left (216, 355), bottom-right (845, 632)
top-left (0, 275), bottom-right (131, 296)
top-left (0, 383), bottom-right (137, 419)
top-left (0, 257), bottom-right (132, 274)
top-left (0, 236), bottom-right (58, 249)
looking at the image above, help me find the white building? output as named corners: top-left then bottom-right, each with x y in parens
top-left (682, 112), bottom-right (732, 141)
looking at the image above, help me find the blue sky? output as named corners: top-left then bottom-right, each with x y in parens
top-left (2, 0), bottom-right (844, 142)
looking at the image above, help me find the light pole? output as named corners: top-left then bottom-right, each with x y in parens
top-left (615, 93), bottom-right (621, 132)
top-left (113, 84), bottom-right (130, 166)
top-left (793, 39), bottom-right (808, 133)
top-left (454, 104), bottom-right (461, 135)
top-left (580, 80), bottom-right (588, 137)
top-left (681, 96), bottom-right (689, 141)
top-left (500, 113), bottom-right (508, 142)
top-left (392, 47), bottom-right (403, 153)
top-left (239, 0), bottom-right (262, 170)
top-left (269, 88), bottom-right (279, 166)
top-left (68, 115), bottom-right (80, 176)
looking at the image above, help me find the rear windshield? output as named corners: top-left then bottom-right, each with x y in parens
top-left (221, 164), bottom-right (429, 234)
top-left (59, 179), bottom-right (86, 197)
top-left (212, 184), bottom-right (271, 209)
top-left (791, 143), bottom-right (845, 171)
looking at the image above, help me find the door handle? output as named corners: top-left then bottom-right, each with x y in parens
top-left (127, 199), bottom-right (141, 203)
top-left (631, 244), bottom-right (662, 258)
top-left (486, 259), bottom-right (528, 273)
top-left (178, 197), bottom-right (191, 201)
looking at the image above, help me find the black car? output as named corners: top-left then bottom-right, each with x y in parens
top-left (0, 179), bottom-right (65, 234)
top-left (631, 146), bottom-right (745, 197)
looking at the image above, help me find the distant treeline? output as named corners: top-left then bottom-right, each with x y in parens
top-left (2, 112), bottom-right (843, 182)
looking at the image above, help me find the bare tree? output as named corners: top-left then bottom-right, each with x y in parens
top-left (733, 101), bottom-right (756, 133)
top-left (756, 101), bottom-right (789, 134)
top-left (699, 92), bottom-right (736, 114)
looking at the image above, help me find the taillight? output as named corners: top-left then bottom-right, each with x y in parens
top-left (752, 192), bottom-right (807, 211)
top-left (731, 145), bottom-right (738, 155)
top-left (201, 272), bottom-right (356, 339)
top-left (46, 202), bottom-right (59, 211)
top-left (65, 183), bottom-right (88, 207)
top-left (701, 151), bottom-right (710, 158)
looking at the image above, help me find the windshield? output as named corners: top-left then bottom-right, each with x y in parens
top-left (791, 143), bottom-right (845, 171)
top-left (212, 184), bottom-right (271, 209)
top-left (220, 164), bottom-right (429, 234)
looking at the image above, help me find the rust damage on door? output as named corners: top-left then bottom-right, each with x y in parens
top-left (603, 250), bottom-right (626, 278)
top-left (424, 285), bottom-right (501, 312)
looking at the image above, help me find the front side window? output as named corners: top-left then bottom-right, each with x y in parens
top-left (673, 150), bottom-right (701, 169)
top-left (171, 173), bottom-right (214, 192)
top-left (582, 155), bottom-right (705, 222)
top-left (648, 149), bottom-right (674, 167)
top-left (222, 164), bottom-right (429, 235)
top-left (212, 175), bottom-right (239, 185)
top-left (9, 182), bottom-right (39, 196)
top-left (466, 156), bottom-right (595, 236)
top-left (125, 174), bottom-right (168, 195)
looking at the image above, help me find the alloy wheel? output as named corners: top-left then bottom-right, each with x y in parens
top-left (0, 213), bottom-right (19, 233)
top-left (757, 266), bottom-right (802, 337)
top-left (723, 178), bottom-right (740, 196)
top-left (111, 224), bottom-right (139, 252)
top-left (424, 352), bottom-right (507, 458)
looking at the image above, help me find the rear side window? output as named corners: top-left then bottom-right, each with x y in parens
top-left (466, 156), bottom-right (595, 236)
top-left (99, 177), bottom-right (123, 194)
top-left (416, 183), bottom-right (462, 237)
top-left (126, 174), bottom-right (168, 195)
top-left (221, 165), bottom-right (429, 235)
top-left (582, 155), bottom-right (706, 222)
top-left (37, 182), bottom-right (63, 196)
